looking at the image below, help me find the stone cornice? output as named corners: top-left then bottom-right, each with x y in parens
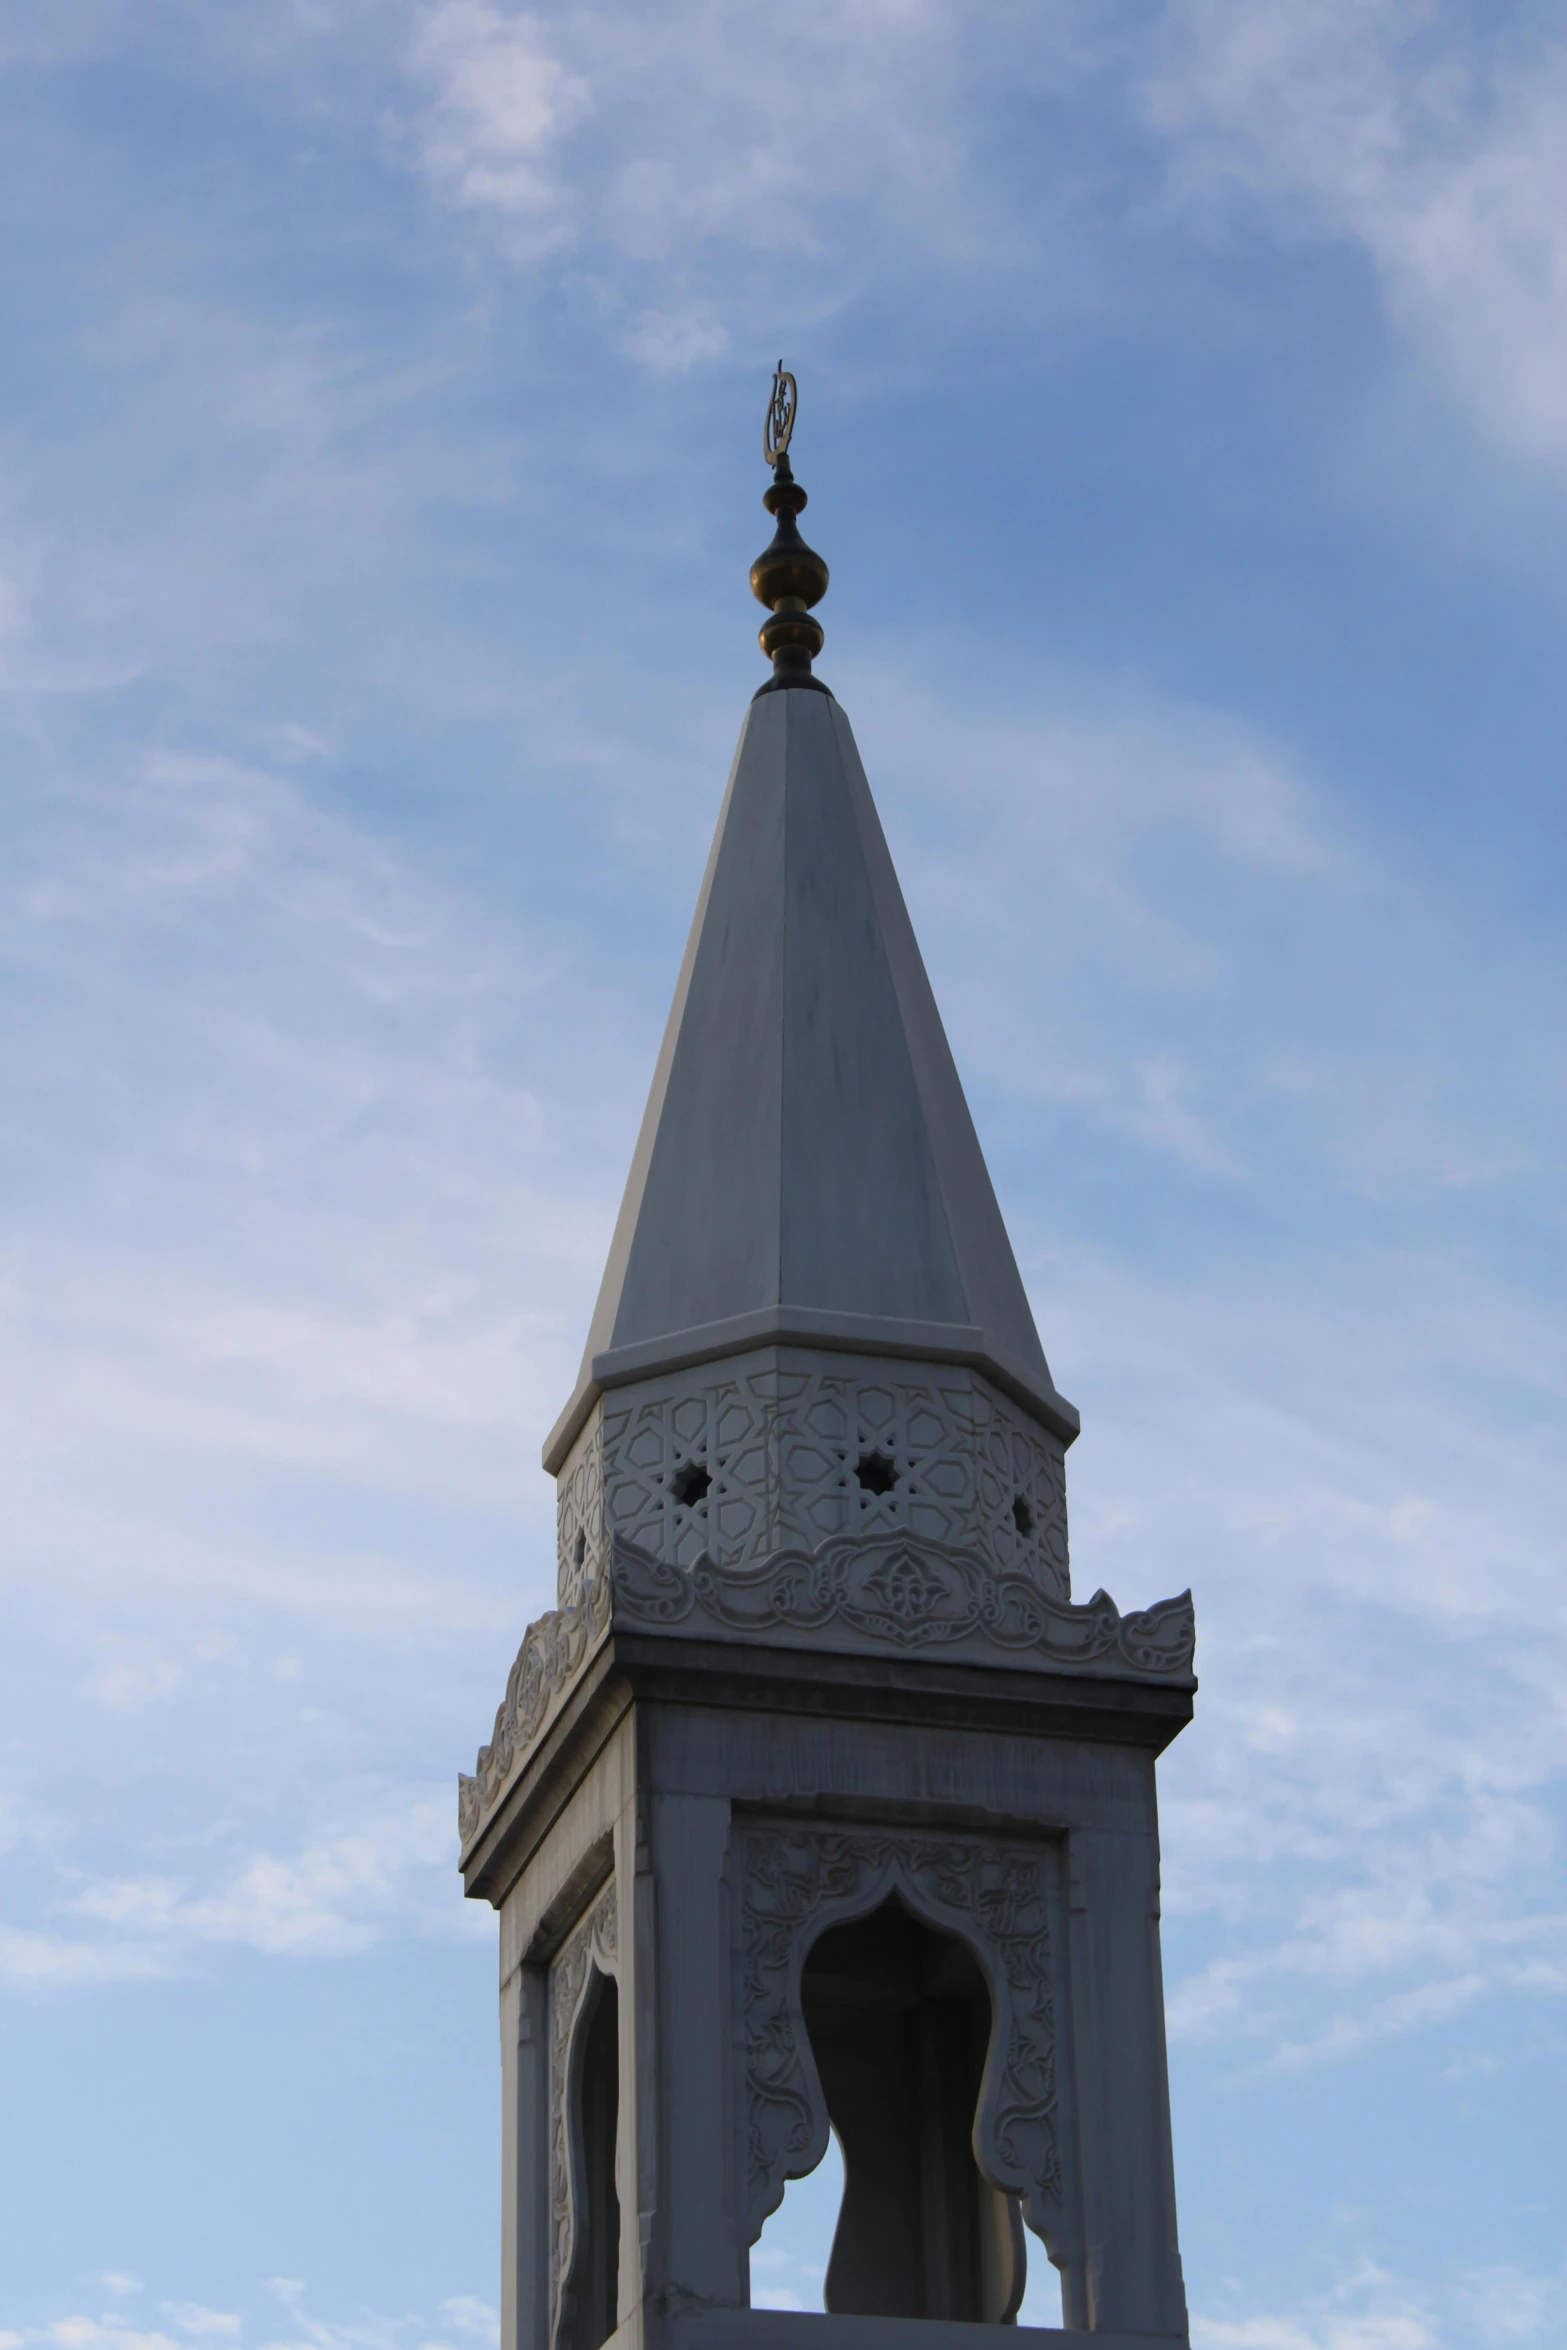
top-left (458, 1534), bottom-right (1195, 1854)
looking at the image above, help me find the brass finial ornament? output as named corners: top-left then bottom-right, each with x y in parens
top-left (750, 362), bottom-right (830, 695)
top-left (763, 364), bottom-right (796, 466)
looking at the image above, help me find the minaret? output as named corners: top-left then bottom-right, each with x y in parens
top-left (460, 373), bottom-right (1196, 2350)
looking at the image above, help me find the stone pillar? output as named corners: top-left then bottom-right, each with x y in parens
top-left (500, 1960), bottom-right (551, 2350)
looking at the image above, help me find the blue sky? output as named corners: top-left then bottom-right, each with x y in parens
top-left (0, 2), bottom-right (1562, 2346)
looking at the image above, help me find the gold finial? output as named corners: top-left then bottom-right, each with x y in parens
top-left (750, 364), bottom-right (829, 695)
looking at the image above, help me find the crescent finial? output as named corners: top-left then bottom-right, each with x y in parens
top-left (763, 362), bottom-right (797, 468)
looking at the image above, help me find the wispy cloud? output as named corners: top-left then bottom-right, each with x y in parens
top-left (0, 2297), bottom-right (503, 2350)
top-left (1031, 1225), bottom-right (1564, 2070)
top-left (395, 0), bottom-right (980, 340)
top-left (623, 301), bottom-right (730, 376)
top-left (0, 747), bottom-right (583, 1586)
top-left (46, 2322), bottom-right (182, 2350)
top-left (1141, 0), bottom-right (1567, 466)
top-left (850, 663), bottom-right (1557, 1208)
top-left (0, 1800), bottom-right (480, 1987)
top-left (410, 2), bottom-right (589, 245)
top-left (388, 0), bottom-right (1567, 464)
top-left (1192, 2251), bottom-right (1567, 2348)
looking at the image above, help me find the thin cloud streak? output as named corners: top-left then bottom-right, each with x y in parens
top-left (388, 0), bottom-right (1567, 469)
top-left (1141, 0), bottom-right (1567, 467)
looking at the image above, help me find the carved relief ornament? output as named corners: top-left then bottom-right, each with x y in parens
top-left (736, 1822), bottom-right (1067, 2250)
top-left (459, 1568), bottom-right (612, 1844)
top-left (459, 1535), bottom-right (1195, 1850)
top-left (614, 1531), bottom-right (1194, 1675)
top-left (556, 1355), bottom-right (1071, 1607)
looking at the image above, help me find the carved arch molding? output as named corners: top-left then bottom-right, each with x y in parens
top-left (735, 1822), bottom-right (1069, 2252)
top-left (548, 1875), bottom-right (619, 2350)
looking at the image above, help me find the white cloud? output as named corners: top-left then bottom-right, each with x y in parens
top-left (1193, 2251), bottom-right (1567, 2348)
top-left (0, 1927), bottom-right (176, 1990)
top-left (1028, 1204), bottom-right (1564, 2068)
top-left (256, 2277), bottom-right (434, 2350)
top-left (410, 1), bottom-right (589, 240)
top-left (623, 302), bottom-right (730, 376)
top-left (1194, 2322), bottom-right (1431, 2350)
top-left (0, 1799), bottom-right (478, 1988)
top-left (432, 2306), bottom-right (496, 2347)
top-left (390, 0), bottom-right (1567, 454)
top-left (1449, 2265), bottom-right (1567, 2347)
top-left (0, 2294), bottom-right (506, 2350)
top-left (394, 0), bottom-right (1567, 462)
top-left (72, 1802), bottom-right (462, 1962)
top-left (863, 659), bottom-right (1556, 1219)
top-left (394, 0), bottom-right (989, 361)
top-left (0, 746), bottom-right (584, 1617)
top-left (90, 1641), bottom-right (187, 1709)
top-left (1142, 0), bottom-right (1567, 467)
top-left (49, 2322), bottom-right (184, 2350)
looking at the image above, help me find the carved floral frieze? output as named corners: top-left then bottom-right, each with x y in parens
top-left (459, 1532), bottom-right (1194, 1851)
top-left (458, 1569), bottom-right (612, 1844)
top-left (614, 1531), bottom-right (1195, 1677)
top-left (736, 1822), bottom-right (1066, 2247)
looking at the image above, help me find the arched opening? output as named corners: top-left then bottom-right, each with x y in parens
top-left (800, 1897), bottom-right (1025, 2323)
top-left (564, 1971), bottom-right (620, 2350)
top-left (750, 2126), bottom-right (846, 2309)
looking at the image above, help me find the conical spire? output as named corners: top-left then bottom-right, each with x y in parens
top-left (543, 381), bottom-right (1075, 1473)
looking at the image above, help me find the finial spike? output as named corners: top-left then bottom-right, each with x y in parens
top-left (751, 366), bottom-right (828, 695)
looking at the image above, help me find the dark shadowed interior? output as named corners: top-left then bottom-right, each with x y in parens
top-left (565, 1973), bottom-right (620, 2350)
top-left (800, 1898), bottom-right (1025, 2323)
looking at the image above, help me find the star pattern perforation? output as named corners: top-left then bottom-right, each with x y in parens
top-left (555, 1349), bottom-right (1069, 1607)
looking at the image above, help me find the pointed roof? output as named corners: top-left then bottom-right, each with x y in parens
top-left (543, 686), bottom-right (1078, 1473)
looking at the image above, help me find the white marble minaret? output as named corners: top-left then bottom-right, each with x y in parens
top-left (460, 374), bottom-right (1196, 2350)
